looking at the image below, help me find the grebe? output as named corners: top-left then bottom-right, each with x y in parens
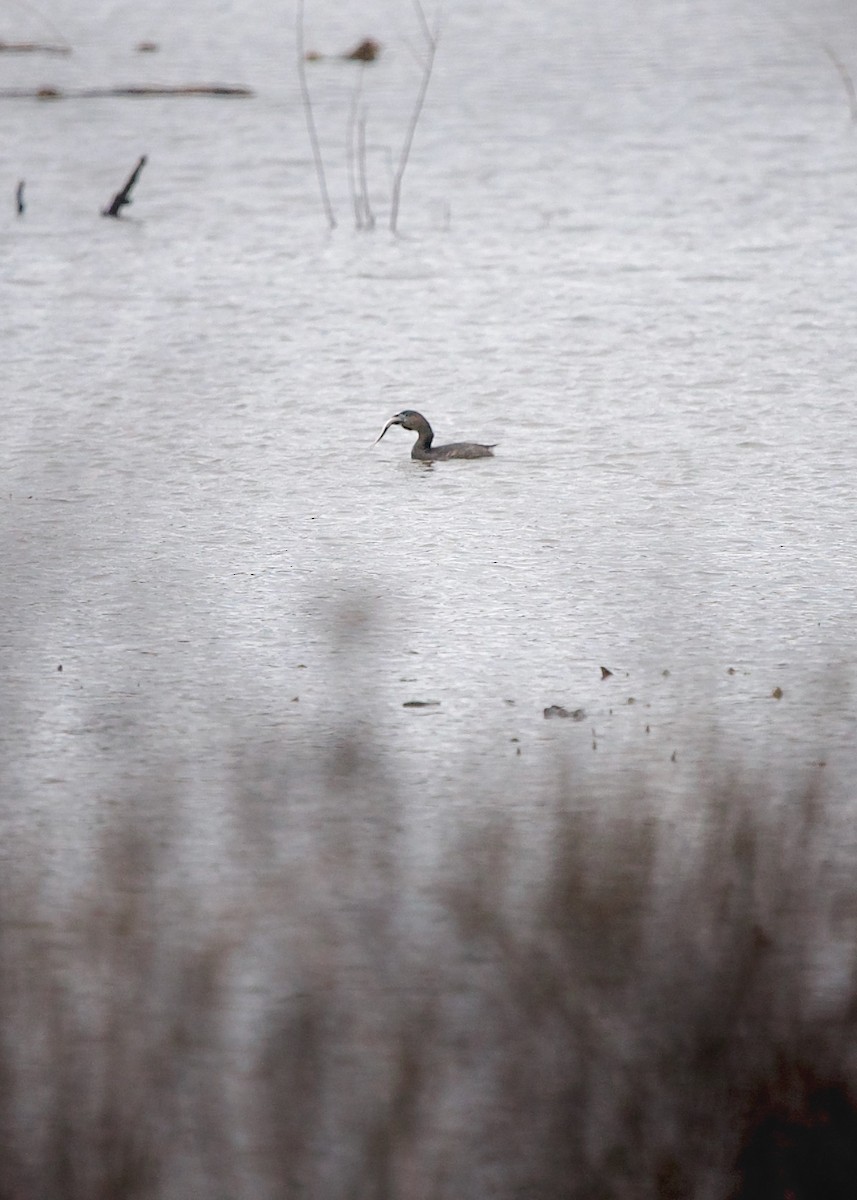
top-left (374, 410), bottom-right (495, 461)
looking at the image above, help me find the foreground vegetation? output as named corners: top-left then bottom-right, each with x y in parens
top-left (1, 750), bottom-right (855, 1198)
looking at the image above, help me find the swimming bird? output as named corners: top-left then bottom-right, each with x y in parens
top-left (374, 410), bottom-right (495, 461)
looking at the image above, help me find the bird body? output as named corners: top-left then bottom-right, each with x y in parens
top-left (374, 410), bottom-right (495, 461)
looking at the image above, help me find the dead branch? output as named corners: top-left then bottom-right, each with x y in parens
top-left (101, 155), bottom-right (147, 218)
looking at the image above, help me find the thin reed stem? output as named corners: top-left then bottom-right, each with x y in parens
top-left (389, 0), bottom-right (438, 235)
top-left (346, 66), bottom-right (365, 229)
top-left (296, 0), bottom-right (336, 229)
top-left (823, 44), bottom-right (857, 124)
top-left (358, 111), bottom-right (375, 230)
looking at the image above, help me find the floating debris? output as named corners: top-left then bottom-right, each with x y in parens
top-left (15, 180), bottom-right (24, 215)
top-left (343, 38), bottom-right (381, 61)
top-left (600, 666), bottom-right (613, 679)
top-left (403, 699), bottom-right (440, 708)
top-left (0, 41), bottom-right (70, 55)
top-left (0, 84), bottom-right (253, 99)
top-left (543, 705), bottom-right (586, 721)
top-left (771, 686), bottom-right (784, 700)
top-left (136, 42), bottom-right (160, 53)
top-left (305, 38), bottom-right (381, 63)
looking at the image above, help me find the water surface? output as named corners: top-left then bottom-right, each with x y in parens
top-left (2, 0), bottom-right (857, 881)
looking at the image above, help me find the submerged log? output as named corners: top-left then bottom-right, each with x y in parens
top-left (96, 84), bottom-right (253, 97)
top-left (0, 84), bottom-right (253, 99)
top-left (0, 41), bottom-right (70, 55)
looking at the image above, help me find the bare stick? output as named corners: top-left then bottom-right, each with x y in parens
top-left (357, 109), bottom-right (375, 230)
top-left (101, 155), bottom-right (147, 218)
top-left (389, 0), bottom-right (438, 235)
top-left (296, 0), bottom-right (336, 230)
top-left (823, 44), bottom-right (857, 124)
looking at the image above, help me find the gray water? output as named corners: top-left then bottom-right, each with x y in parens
top-left (2, 0), bottom-right (857, 876)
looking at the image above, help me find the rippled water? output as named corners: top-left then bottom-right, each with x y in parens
top-left (3, 0), bottom-right (857, 873)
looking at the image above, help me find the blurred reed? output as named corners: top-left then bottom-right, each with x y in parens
top-left (0, 746), bottom-right (856, 1199)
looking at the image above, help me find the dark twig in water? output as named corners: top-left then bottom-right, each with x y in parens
top-left (823, 45), bottom-right (857, 123)
top-left (389, 0), bottom-right (439, 235)
top-left (296, 0), bottom-right (336, 230)
top-left (102, 155), bottom-right (147, 218)
top-left (15, 180), bottom-right (24, 214)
